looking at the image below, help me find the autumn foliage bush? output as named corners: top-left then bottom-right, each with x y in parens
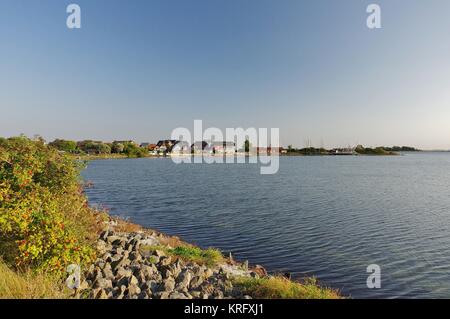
top-left (0, 136), bottom-right (101, 275)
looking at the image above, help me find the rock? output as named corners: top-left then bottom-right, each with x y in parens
top-left (190, 291), bottom-right (202, 298)
top-left (159, 256), bottom-right (172, 267)
top-left (140, 237), bottom-right (159, 246)
top-left (138, 291), bottom-right (150, 299)
top-left (111, 256), bottom-right (130, 270)
top-left (127, 284), bottom-right (141, 297)
top-left (94, 288), bottom-right (108, 299)
top-left (189, 276), bottom-right (204, 289)
top-left (103, 266), bottom-right (114, 280)
top-left (242, 260), bottom-right (249, 271)
top-left (204, 268), bottom-right (213, 279)
top-left (243, 295), bottom-right (252, 299)
top-left (78, 280), bottom-right (89, 291)
top-left (94, 278), bottom-right (113, 289)
top-left (154, 250), bottom-right (166, 258)
top-left (254, 265), bottom-right (268, 277)
top-left (106, 235), bottom-right (122, 245)
top-left (176, 270), bottom-right (192, 290)
top-left (143, 280), bottom-right (159, 293)
top-left (155, 291), bottom-right (170, 299)
top-left (160, 277), bottom-right (175, 292)
top-left (115, 247), bottom-right (124, 256)
top-left (135, 270), bottom-right (146, 284)
top-left (100, 230), bottom-right (110, 241)
top-left (213, 290), bottom-right (224, 299)
top-left (169, 292), bottom-right (188, 299)
top-left (129, 275), bottom-right (139, 286)
top-left (162, 268), bottom-right (173, 279)
top-left (129, 251), bottom-right (142, 261)
top-left (141, 264), bottom-right (157, 279)
top-left (96, 240), bottom-right (107, 254)
top-left (116, 267), bottom-right (132, 278)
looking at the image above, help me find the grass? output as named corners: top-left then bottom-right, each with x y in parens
top-left (233, 276), bottom-right (341, 299)
top-left (0, 260), bottom-right (69, 299)
top-left (140, 245), bottom-right (224, 266)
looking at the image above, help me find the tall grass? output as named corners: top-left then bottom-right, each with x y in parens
top-left (234, 276), bottom-right (341, 299)
top-left (0, 260), bottom-right (69, 299)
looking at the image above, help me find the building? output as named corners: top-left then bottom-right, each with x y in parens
top-left (171, 141), bottom-right (191, 154)
top-left (191, 141), bottom-right (211, 154)
top-left (211, 141), bottom-right (236, 154)
top-left (140, 143), bottom-right (157, 151)
top-left (155, 140), bottom-right (177, 154)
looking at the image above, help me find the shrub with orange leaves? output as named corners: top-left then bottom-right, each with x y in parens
top-left (0, 136), bottom-right (99, 275)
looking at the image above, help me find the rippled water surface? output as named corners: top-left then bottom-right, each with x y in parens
top-left (82, 153), bottom-right (450, 298)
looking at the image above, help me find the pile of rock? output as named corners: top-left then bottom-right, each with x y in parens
top-left (80, 227), bottom-right (263, 299)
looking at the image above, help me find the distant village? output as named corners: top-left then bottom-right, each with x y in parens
top-left (46, 137), bottom-right (419, 157)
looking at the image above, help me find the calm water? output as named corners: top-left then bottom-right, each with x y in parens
top-left (82, 153), bottom-right (450, 298)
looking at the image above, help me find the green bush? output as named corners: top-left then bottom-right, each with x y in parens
top-left (0, 136), bottom-right (99, 275)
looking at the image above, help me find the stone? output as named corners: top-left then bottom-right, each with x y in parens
top-left (141, 264), bottom-right (156, 279)
top-left (129, 275), bottom-right (139, 286)
top-left (242, 260), bottom-right (249, 271)
top-left (143, 280), bottom-right (159, 293)
top-left (127, 284), bottom-right (141, 297)
top-left (169, 292), bottom-right (188, 299)
top-left (94, 278), bottom-right (113, 289)
top-left (94, 288), bottom-right (108, 299)
top-left (106, 235), bottom-right (122, 245)
top-left (176, 270), bottom-right (192, 290)
top-left (189, 276), bottom-right (204, 290)
top-left (103, 267), bottom-right (114, 280)
top-left (160, 277), bottom-right (175, 292)
top-left (190, 291), bottom-right (201, 298)
top-left (154, 249), bottom-right (166, 258)
top-left (111, 256), bottom-right (130, 270)
top-left (155, 291), bottom-right (170, 299)
top-left (159, 256), bottom-right (172, 267)
top-left (129, 251), bottom-right (142, 261)
top-left (204, 268), bottom-right (213, 279)
top-left (116, 267), bottom-right (132, 278)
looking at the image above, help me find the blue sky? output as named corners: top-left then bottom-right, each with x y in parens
top-left (1, 0), bottom-right (450, 149)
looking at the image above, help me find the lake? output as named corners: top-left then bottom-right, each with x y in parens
top-left (81, 153), bottom-right (450, 298)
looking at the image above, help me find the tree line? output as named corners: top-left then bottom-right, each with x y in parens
top-left (48, 139), bottom-right (148, 158)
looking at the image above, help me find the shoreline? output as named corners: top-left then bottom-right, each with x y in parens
top-left (78, 214), bottom-right (341, 299)
top-left (74, 152), bottom-right (401, 162)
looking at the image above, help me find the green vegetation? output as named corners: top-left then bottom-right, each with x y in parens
top-left (383, 146), bottom-right (420, 152)
top-left (47, 139), bottom-right (149, 158)
top-left (354, 145), bottom-right (397, 155)
top-left (244, 139), bottom-right (250, 153)
top-left (0, 136), bottom-right (102, 279)
top-left (286, 146), bottom-right (328, 156)
top-left (48, 139), bottom-right (78, 153)
top-left (140, 245), bottom-right (224, 266)
top-left (122, 142), bottom-right (148, 158)
top-left (233, 276), bottom-right (341, 299)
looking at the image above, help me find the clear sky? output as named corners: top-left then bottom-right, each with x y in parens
top-left (1, 0), bottom-right (450, 149)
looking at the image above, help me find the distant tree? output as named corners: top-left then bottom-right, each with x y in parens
top-left (244, 139), bottom-right (250, 153)
top-left (123, 143), bottom-right (147, 158)
top-left (77, 140), bottom-right (111, 154)
top-left (111, 142), bottom-right (125, 154)
top-left (49, 139), bottom-right (77, 153)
